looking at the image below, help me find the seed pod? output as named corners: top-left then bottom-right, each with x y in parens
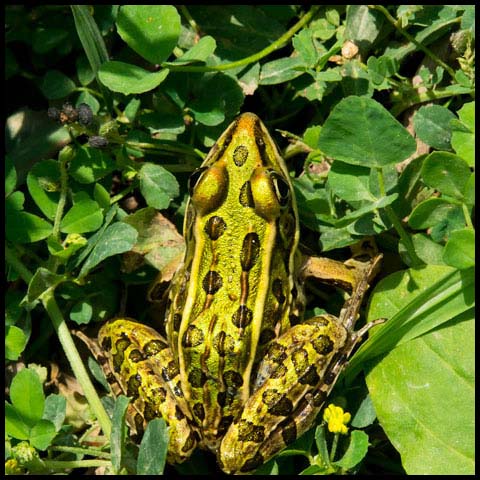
top-left (88, 135), bottom-right (108, 148)
top-left (47, 107), bottom-right (60, 121)
top-left (77, 103), bottom-right (94, 126)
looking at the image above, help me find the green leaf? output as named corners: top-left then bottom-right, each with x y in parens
top-left (450, 102), bottom-right (474, 166)
top-left (5, 325), bottom-right (28, 361)
top-left (71, 5), bottom-right (109, 73)
top-left (5, 154), bottom-right (17, 197)
top-left (367, 311), bottom-right (474, 474)
top-left (92, 184), bottom-right (110, 211)
top-left (30, 419), bottom-right (57, 451)
top-left (60, 198), bottom-right (103, 234)
top-left (98, 61), bottom-right (169, 95)
top-left (78, 222), bottom-right (138, 278)
top-left (408, 197), bottom-right (463, 230)
top-left (40, 70), bottom-right (76, 100)
top-left (293, 28), bottom-right (317, 67)
top-left (351, 394), bottom-right (377, 428)
top-left (410, 233), bottom-right (445, 265)
top-left (443, 228), bottom-right (475, 269)
top-left (318, 96), bottom-right (416, 167)
top-left (345, 5), bottom-right (383, 47)
top-left (137, 418), bottom-right (169, 474)
top-left (259, 57), bottom-right (305, 85)
top-left (26, 268), bottom-right (66, 305)
top-left (138, 163), bottom-right (179, 210)
top-left (33, 27), bottom-right (69, 54)
top-left (189, 73), bottom-right (244, 126)
top-left (413, 104), bottom-right (456, 150)
top-left (166, 36), bottom-right (216, 65)
top-left (10, 369), bottom-right (45, 428)
top-left (328, 161), bottom-right (376, 202)
top-left (71, 5), bottom-right (112, 110)
top-left (116, 5), bottom-right (181, 64)
top-left (333, 430), bottom-right (369, 469)
top-left (347, 265), bottom-right (474, 382)
top-left (26, 159), bottom-right (61, 221)
top-left (70, 146), bottom-right (115, 184)
top-left (110, 395), bottom-right (130, 473)
top-left (421, 152), bottom-right (471, 200)
top-left (6, 209), bottom-right (52, 244)
top-left (69, 300), bottom-right (93, 325)
top-left (43, 394), bottom-right (67, 432)
top-left (5, 402), bottom-right (30, 440)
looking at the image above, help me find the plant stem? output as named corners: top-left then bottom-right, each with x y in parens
top-left (41, 290), bottom-right (112, 438)
top-left (370, 5), bottom-right (457, 79)
top-left (164, 5), bottom-right (320, 73)
top-left (376, 168), bottom-right (423, 267)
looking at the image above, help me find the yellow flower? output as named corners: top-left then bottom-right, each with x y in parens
top-left (323, 403), bottom-right (351, 434)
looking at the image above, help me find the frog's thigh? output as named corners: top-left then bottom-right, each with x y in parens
top-left (99, 318), bottom-right (197, 464)
top-left (218, 315), bottom-right (347, 474)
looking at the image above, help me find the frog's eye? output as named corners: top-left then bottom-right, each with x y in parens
top-left (268, 171), bottom-right (291, 208)
top-left (189, 165), bottom-right (229, 215)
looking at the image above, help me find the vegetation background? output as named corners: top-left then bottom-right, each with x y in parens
top-left (5, 5), bottom-right (474, 475)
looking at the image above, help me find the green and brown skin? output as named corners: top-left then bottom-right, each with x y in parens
top-left (98, 113), bottom-right (382, 474)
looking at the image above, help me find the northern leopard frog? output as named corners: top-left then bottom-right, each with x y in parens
top-left (98, 113), bottom-right (382, 474)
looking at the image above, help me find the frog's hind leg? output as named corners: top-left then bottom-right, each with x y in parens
top-left (98, 318), bottom-right (199, 464)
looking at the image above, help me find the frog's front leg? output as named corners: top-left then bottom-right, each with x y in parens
top-left (98, 319), bottom-right (198, 464)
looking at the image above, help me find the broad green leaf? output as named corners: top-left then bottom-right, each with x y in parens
top-left (411, 233), bottom-right (445, 265)
top-left (10, 369), bottom-right (45, 428)
top-left (99, 61), bottom-right (169, 95)
top-left (443, 228), bottom-right (475, 269)
top-left (116, 5), bottom-right (181, 64)
top-left (345, 5), bottom-right (383, 47)
top-left (328, 161), bottom-right (376, 202)
top-left (78, 222), bottom-right (138, 279)
top-left (137, 418), bottom-right (169, 474)
top-left (421, 152), bottom-right (471, 200)
top-left (259, 57), bottom-right (305, 85)
top-left (110, 395), bottom-right (130, 474)
top-left (70, 145), bottom-right (115, 184)
top-left (367, 311), bottom-right (474, 474)
top-left (5, 402), bottom-right (30, 440)
top-left (6, 210), bottom-right (52, 244)
top-left (450, 102), bottom-right (474, 166)
top-left (40, 70), bottom-right (76, 99)
top-left (43, 394), bottom-right (66, 432)
top-left (30, 419), bottom-right (57, 451)
top-left (5, 325), bottom-right (27, 361)
top-left (347, 265), bottom-right (474, 381)
top-left (333, 430), bottom-right (369, 469)
top-left (318, 96), bottom-right (416, 167)
top-left (190, 73), bottom-right (244, 126)
top-left (413, 104), bottom-right (456, 150)
top-left (408, 197), bottom-right (463, 230)
top-left (26, 159), bottom-right (61, 221)
top-left (60, 198), bottom-right (103, 234)
top-left (138, 163), bottom-right (179, 210)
